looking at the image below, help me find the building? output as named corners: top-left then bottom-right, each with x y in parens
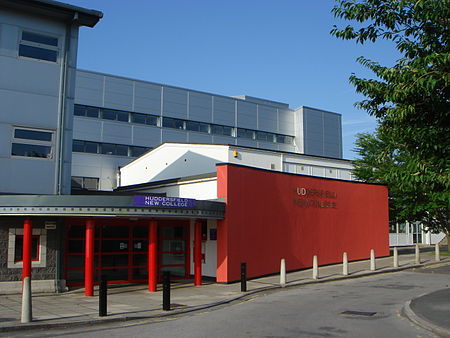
top-left (0, 0), bottom-right (391, 294)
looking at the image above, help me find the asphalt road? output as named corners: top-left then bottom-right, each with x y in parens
top-left (8, 266), bottom-right (450, 338)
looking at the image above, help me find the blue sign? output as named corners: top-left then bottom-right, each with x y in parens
top-left (133, 195), bottom-right (197, 208)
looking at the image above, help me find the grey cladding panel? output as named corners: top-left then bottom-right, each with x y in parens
top-left (189, 92), bottom-right (212, 122)
top-left (188, 132), bottom-right (213, 144)
top-left (162, 129), bottom-right (188, 143)
top-left (278, 109), bottom-right (295, 135)
top-left (237, 101), bottom-right (257, 129)
top-left (163, 87), bottom-right (187, 118)
top-left (134, 82), bottom-right (161, 113)
top-left (132, 125), bottom-right (161, 146)
top-left (102, 121), bottom-right (133, 145)
top-left (73, 118), bottom-right (102, 141)
top-left (213, 96), bottom-right (235, 126)
top-left (258, 105), bottom-right (278, 132)
top-left (104, 77), bottom-right (133, 110)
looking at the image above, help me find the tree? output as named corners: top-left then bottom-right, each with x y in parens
top-left (330, 0), bottom-right (450, 242)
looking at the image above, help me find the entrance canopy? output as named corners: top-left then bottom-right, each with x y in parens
top-left (0, 195), bottom-right (225, 219)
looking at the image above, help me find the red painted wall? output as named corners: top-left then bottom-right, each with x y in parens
top-left (216, 164), bottom-right (389, 283)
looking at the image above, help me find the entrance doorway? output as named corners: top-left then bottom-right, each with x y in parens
top-left (65, 219), bottom-right (190, 286)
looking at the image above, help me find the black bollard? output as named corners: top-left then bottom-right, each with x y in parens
top-left (162, 271), bottom-right (171, 311)
top-left (99, 275), bottom-right (107, 317)
top-left (241, 262), bottom-right (247, 292)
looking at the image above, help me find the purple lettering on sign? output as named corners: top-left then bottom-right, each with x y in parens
top-left (133, 195), bottom-right (197, 208)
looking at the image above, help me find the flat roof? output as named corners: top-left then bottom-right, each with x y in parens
top-left (0, 0), bottom-right (103, 27)
top-left (0, 194), bottom-right (225, 219)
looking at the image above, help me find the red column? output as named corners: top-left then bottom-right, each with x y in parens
top-left (84, 218), bottom-right (95, 296)
top-left (194, 220), bottom-right (202, 286)
top-left (148, 220), bottom-right (158, 292)
top-left (22, 218), bottom-right (32, 283)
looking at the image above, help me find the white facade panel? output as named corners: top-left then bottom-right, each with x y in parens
top-left (278, 109), bottom-right (295, 135)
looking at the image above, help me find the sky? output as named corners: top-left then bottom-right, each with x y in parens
top-left (67, 0), bottom-right (401, 159)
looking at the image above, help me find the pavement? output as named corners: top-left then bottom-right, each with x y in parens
top-left (1, 249), bottom-right (449, 335)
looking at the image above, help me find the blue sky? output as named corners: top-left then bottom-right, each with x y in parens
top-left (68, 0), bottom-right (400, 159)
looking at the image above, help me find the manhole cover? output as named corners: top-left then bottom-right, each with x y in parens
top-left (341, 310), bottom-right (377, 317)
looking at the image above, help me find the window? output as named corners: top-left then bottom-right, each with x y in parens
top-left (74, 105), bottom-right (100, 118)
top-left (131, 113), bottom-right (158, 126)
top-left (162, 117), bottom-right (184, 129)
top-left (71, 176), bottom-right (99, 190)
top-left (186, 121), bottom-right (209, 133)
top-left (237, 128), bottom-right (255, 140)
top-left (11, 127), bottom-right (54, 159)
top-left (14, 235), bottom-right (40, 262)
top-left (275, 134), bottom-right (294, 144)
top-left (211, 124), bottom-right (233, 136)
top-left (130, 146), bottom-right (150, 157)
top-left (19, 31), bottom-right (58, 62)
top-left (72, 140), bottom-right (99, 154)
top-left (8, 228), bottom-right (47, 269)
top-left (256, 131), bottom-right (275, 142)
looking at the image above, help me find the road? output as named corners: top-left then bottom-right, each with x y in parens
top-left (9, 265), bottom-right (450, 338)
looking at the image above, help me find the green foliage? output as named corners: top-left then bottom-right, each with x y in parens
top-left (331, 0), bottom-right (450, 233)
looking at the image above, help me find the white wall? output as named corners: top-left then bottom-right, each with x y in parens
top-left (130, 179), bottom-right (217, 200)
top-left (189, 219), bottom-right (217, 278)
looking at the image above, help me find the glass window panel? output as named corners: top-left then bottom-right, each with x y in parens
top-left (84, 141), bottom-right (98, 154)
top-left (133, 226), bottom-right (148, 238)
top-left (68, 225), bottom-right (84, 238)
top-left (67, 270), bottom-right (84, 283)
top-left (67, 240), bottom-right (84, 253)
top-left (161, 253), bottom-right (185, 265)
top-left (237, 128), bottom-right (254, 139)
top-left (160, 240), bottom-right (185, 252)
top-left (199, 123), bottom-right (209, 133)
top-left (116, 144), bottom-right (129, 156)
top-left (223, 126), bottom-right (232, 136)
top-left (186, 121), bottom-right (199, 132)
top-left (285, 136), bottom-right (294, 144)
top-left (101, 254), bottom-right (129, 267)
top-left (130, 146), bottom-right (148, 157)
top-left (22, 31), bottom-right (58, 46)
top-left (14, 236), bottom-right (39, 261)
top-left (14, 129), bottom-right (52, 141)
top-left (160, 266), bottom-right (185, 277)
top-left (276, 135), bottom-right (285, 143)
top-left (162, 117), bottom-right (184, 129)
top-left (67, 255), bottom-right (84, 268)
top-left (102, 225), bottom-right (129, 238)
top-left (132, 267), bottom-right (147, 280)
top-left (101, 109), bottom-right (116, 120)
top-left (72, 140), bottom-right (84, 152)
top-left (101, 143), bottom-right (115, 155)
top-left (19, 44), bottom-right (57, 62)
top-left (211, 125), bottom-right (223, 135)
top-left (74, 105), bottom-right (86, 116)
top-left (146, 115), bottom-right (158, 126)
top-left (101, 239), bottom-right (129, 252)
top-left (159, 226), bottom-right (185, 239)
top-left (132, 240), bottom-right (147, 252)
top-left (86, 107), bottom-right (99, 118)
top-left (83, 177), bottom-right (99, 190)
top-left (131, 113), bottom-right (146, 124)
top-left (117, 111), bottom-right (129, 122)
top-left (101, 268), bottom-right (129, 281)
top-left (133, 254), bottom-right (147, 267)
top-left (11, 143), bottom-right (51, 158)
top-left (71, 176), bottom-right (83, 189)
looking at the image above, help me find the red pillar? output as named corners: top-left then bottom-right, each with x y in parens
top-left (22, 218), bottom-right (32, 283)
top-left (194, 220), bottom-right (202, 286)
top-left (84, 218), bottom-right (95, 296)
top-left (148, 220), bottom-right (158, 292)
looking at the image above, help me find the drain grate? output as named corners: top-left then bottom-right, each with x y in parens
top-left (341, 310), bottom-right (377, 317)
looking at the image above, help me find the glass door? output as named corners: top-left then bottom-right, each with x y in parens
top-left (158, 224), bottom-right (189, 280)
